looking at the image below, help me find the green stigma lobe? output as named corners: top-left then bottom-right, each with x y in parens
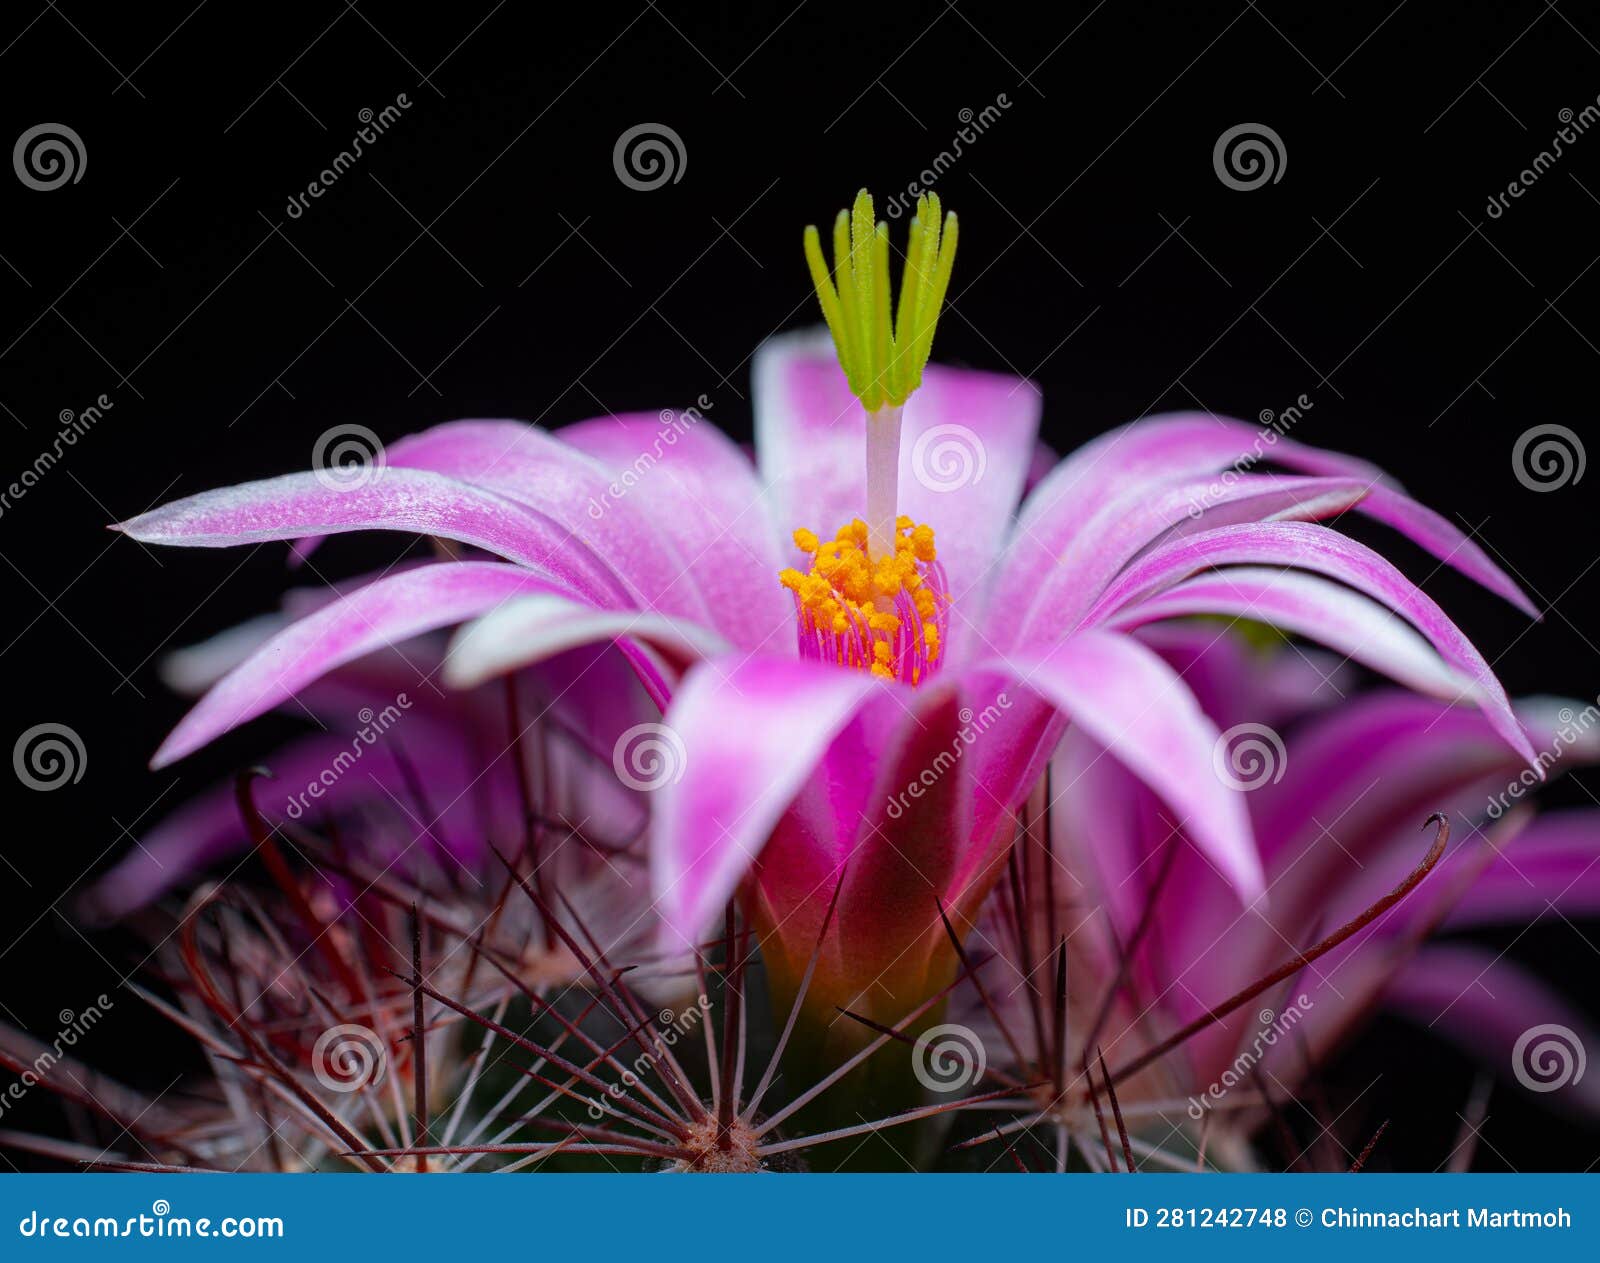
top-left (802, 188), bottom-right (958, 411)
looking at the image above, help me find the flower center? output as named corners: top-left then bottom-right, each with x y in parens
top-left (779, 517), bottom-right (948, 684)
top-left (781, 189), bottom-right (959, 684)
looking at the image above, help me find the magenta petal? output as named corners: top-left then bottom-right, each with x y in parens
top-left (382, 419), bottom-right (717, 627)
top-left (1109, 566), bottom-right (1473, 703)
top-left (1007, 473), bottom-right (1372, 651)
top-left (747, 697), bottom-right (906, 976)
top-left (998, 413), bottom-right (1537, 627)
top-left (444, 593), bottom-right (730, 691)
top-left (991, 629), bottom-right (1264, 901)
top-left (1022, 439), bottom-right (1058, 495)
top-left (1136, 622), bottom-right (1356, 730)
top-left (560, 413), bottom-right (791, 654)
top-left (1049, 726), bottom-right (1154, 945)
top-left (116, 468), bottom-right (627, 606)
top-left (1443, 809), bottom-right (1600, 929)
top-left (1386, 943), bottom-right (1600, 1115)
top-left (839, 686), bottom-right (972, 960)
top-left (1085, 520), bottom-right (1536, 766)
top-left (650, 656), bottom-right (880, 949)
top-left (1181, 693), bottom-right (1592, 1030)
top-left (152, 562), bottom-right (567, 767)
top-left (159, 612), bottom-right (292, 695)
top-left (1264, 441), bottom-right (1541, 619)
top-left (1252, 695), bottom-right (1535, 869)
top-left (87, 724), bottom-right (519, 922)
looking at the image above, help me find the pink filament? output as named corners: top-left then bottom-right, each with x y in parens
top-left (789, 558), bottom-right (950, 685)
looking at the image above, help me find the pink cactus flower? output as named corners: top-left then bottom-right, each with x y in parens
top-left (109, 191), bottom-right (1542, 1103)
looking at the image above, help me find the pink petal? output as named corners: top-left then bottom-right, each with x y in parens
top-left (86, 725), bottom-right (516, 922)
top-left (1050, 727), bottom-right (1157, 949)
top-left (838, 686), bottom-right (974, 972)
top-left (991, 630), bottom-right (1264, 901)
top-left (152, 562), bottom-right (568, 767)
top-left (1179, 693), bottom-right (1592, 1035)
top-left (996, 413), bottom-right (1537, 634)
top-left (1022, 439), bottom-right (1058, 495)
top-left (650, 656), bottom-right (880, 948)
top-left (91, 663), bottom-right (652, 922)
top-left (383, 419), bottom-right (717, 627)
top-left (116, 468), bottom-right (626, 607)
top-left (1443, 809), bottom-right (1600, 930)
top-left (1253, 694), bottom-right (1538, 869)
top-left (748, 697), bottom-right (906, 981)
top-left (1008, 473), bottom-right (1372, 652)
top-left (1387, 943), bottom-right (1600, 1115)
top-left (443, 593), bottom-right (730, 690)
top-left (1083, 520), bottom-right (1535, 765)
top-left (1109, 566), bottom-right (1474, 703)
top-left (559, 412), bottom-right (791, 653)
top-left (1135, 622), bottom-right (1357, 729)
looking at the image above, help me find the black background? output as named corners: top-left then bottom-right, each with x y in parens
top-left (1, 1), bottom-right (1597, 1169)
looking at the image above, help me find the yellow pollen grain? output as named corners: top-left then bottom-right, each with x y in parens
top-left (779, 517), bottom-right (944, 682)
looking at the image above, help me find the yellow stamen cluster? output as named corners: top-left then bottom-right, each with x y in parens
top-left (779, 516), bottom-right (942, 681)
top-left (803, 189), bottom-right (958, 411)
